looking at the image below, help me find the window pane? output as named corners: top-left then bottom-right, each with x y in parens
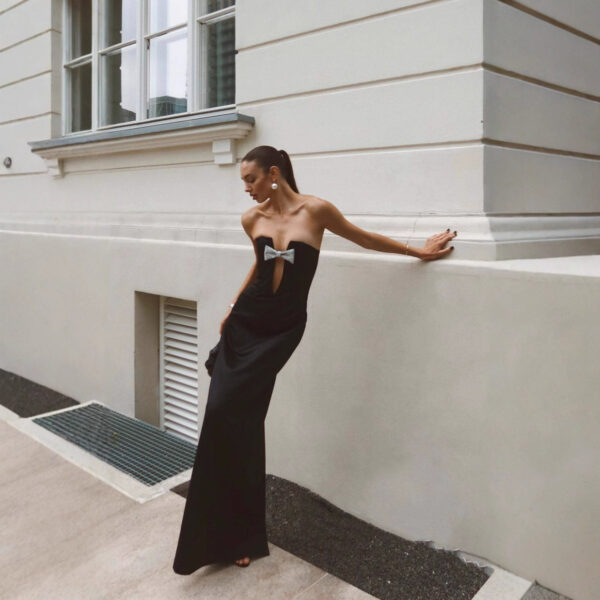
top-left (149, 0), bottom-right (187, 34)
top-left (206, 16), bottom-right (235, 108)
top-left (100, 45), bottom-right (138, 126)
top-left (69, 62), bottom-right (92, 132)
top-left (102, 0), bottom-right (138, 48)
top-left (69, 0), bottom-right (92, 59)
top-left (148, 28), bottom-right (188, 118)
top-left (206, 0), bottom-right (235, 12)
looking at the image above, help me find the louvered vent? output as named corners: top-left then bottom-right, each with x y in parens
top-left (160, 297), bottom-right (200, 444)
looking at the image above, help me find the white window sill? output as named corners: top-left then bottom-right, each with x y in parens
top-left (27, 111), bottom-right (255, 178)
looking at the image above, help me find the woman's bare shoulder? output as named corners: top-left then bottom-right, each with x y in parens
top-left (303, 195), bottom-right (339, 220)
top-left (242, 205), bottom-right (260, 217)
top-left (303, 194), bottom-right (329, 212)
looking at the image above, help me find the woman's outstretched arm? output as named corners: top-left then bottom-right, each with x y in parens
top-left (315, 198), bottom-right (456, 261)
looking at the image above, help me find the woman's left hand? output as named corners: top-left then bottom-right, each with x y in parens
top-left (418, 229), bottom-right (457, 261)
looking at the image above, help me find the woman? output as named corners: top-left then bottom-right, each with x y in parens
top-left (172, 145), bottom-right (457, 572)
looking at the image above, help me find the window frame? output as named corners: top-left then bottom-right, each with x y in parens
top-left (61, 0), bottom-right (236, 136)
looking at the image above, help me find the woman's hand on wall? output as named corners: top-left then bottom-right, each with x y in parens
top-left (418, 229), bottom-right (457, 261)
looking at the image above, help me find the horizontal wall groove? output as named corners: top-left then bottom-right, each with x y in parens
top-left (496, 0), bottom-right (600, 46)
top-left (480, 211), bottom-right (600, 217)
top-left (22, 138), bottom-right (599, 172)
top-left (291, 141), bottom-right (600, 162)
top-left (483, 138), bottom-right (600, 161)
top-left (0, 171), bottom-right (47, 177)
top-left (483, 64), bottom-right (600, 102)
top-left (3, 210), bottom-right (600, 220)
top-left (0, 0), bottom-right (29, 17)
top-left (237, 63), bottom-right (482, 107)
top-left (0, 28), bottom-right (57, 54)
top-left (287, 140), bottom-right (484, 160)
top-left (0, 69), bottom-right (51, 90)
top-left (237, 0), bottom-right (447, 52)
top-left (6, 142), bottom-right (596, 168)
top-left (0, 110), bottom-right (58, 126)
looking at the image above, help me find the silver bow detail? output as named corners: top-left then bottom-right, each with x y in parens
top-left (264, 245), bottom-right (295, 264)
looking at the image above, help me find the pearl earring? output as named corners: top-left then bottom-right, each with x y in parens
top-left (271, 181), bottom-right (278, 190)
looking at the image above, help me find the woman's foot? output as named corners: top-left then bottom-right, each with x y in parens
top-left (235, 556), bottom-right (251, 567)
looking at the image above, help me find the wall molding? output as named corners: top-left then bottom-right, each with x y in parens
top-left (2, 211), bottom-right (600, 261)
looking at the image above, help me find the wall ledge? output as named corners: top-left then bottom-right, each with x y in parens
top-left (27, 111), bottom-right (255, 177)
top-left (2, 212), bottom-right (600, 261)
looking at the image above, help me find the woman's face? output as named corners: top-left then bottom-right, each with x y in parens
top-left (240, 160), bottom-right (272, 203)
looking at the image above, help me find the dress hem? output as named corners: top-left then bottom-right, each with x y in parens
top-left (172, 540), bottom-right (270, 575)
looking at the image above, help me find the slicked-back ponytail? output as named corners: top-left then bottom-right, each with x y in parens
top-left (242, 145), bottom-right (299, 193)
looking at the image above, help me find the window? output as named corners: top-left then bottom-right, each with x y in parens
top-left (63, 0), bottom-right (236, 134)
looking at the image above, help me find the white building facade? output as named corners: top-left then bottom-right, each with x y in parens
top-left (1, 1), bottom-right (599, 598)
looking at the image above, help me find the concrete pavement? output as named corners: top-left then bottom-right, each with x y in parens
top-left (0, 411), bottom-right (377, 600)
top-left (0, 378), bottom-right (572, 600)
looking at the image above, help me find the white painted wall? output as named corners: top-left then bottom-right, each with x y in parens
top-left (482, 0), bottom-right (600, 219)
top-left (517, 0), bottom-right (600, 39)
top-left (271, 250), bottom-right (600, 600)
top-left (1, 1), bottom-right (600, 599)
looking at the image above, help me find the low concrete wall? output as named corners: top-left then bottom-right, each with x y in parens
top-left (269, 250), bottom-right (600, 600)
top-left (0, 229), bottom-right (598, 600)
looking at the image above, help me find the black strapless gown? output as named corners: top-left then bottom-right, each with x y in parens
top-left (172, 235), bottom-right (321, 574)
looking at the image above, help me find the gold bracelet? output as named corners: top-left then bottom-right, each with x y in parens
top-left (405, 216), bottom-right (418, 257)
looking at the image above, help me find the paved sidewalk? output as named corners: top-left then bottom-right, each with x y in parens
top-left (0, 382), bottom-right (572, 600)
top-left (0, 414), bottom-right (377, 600)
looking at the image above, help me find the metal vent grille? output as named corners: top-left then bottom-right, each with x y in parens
top-left (161, 297), bottom-right (200, 444)
top-left (32, 402), bottom-right (197, 486)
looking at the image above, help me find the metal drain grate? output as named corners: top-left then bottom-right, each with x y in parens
top-left (32, 402), bottom-right (197, 486)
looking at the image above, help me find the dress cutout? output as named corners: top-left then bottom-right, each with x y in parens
top-left (172, 236), bottom-right (320, 574)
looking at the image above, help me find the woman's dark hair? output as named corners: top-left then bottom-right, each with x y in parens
top-left (242, 145), bottom-right (299, 193)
